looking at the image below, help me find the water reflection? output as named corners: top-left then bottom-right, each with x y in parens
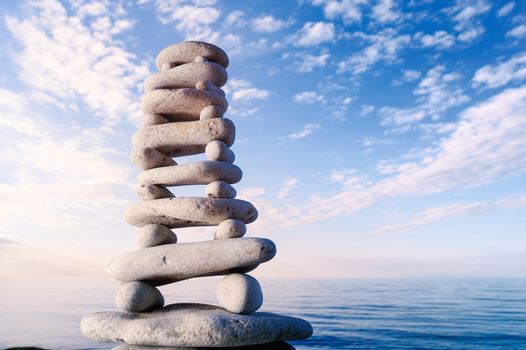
top-left (112, 341), bottom-right (295, 349)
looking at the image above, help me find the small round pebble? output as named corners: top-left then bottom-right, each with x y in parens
top-left (115, 282), bottom-right (164, 312)
top-left (217, 273), bottom-right (263, 314)
top-left (199, 105), bottom-right (223, 120)
top-left (206, 181), bottom-right (237, 199)
top-left (215, 219), bottom-right (246, 239)
top-left (205, 140), bottom-right (235, 163)
top-left (137, 224), bottom-right (177, 248)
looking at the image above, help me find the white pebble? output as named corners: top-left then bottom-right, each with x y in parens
top-left (137, 224), bottom-right (177, 248)
top-left (115, 282), bottom-right (164, 312)
top-left (205, 140), bottom-right (235, 163)
top-left (206, 181), bottom-right (237, 199)
top-left (215, 219), bottom-right (246, 239)
top-left (200, 105), bottom-right (223, 120)
top-left (217, 273), bottom-right (263, 314)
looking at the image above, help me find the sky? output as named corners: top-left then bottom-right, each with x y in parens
top-left (0, 0), bottom-right (525, 279)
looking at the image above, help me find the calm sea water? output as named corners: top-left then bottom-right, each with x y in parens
top-left (1, 277), bottom-right (525, 349)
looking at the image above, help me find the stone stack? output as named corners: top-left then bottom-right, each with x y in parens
top-left (81, 41), bottom-right (313, 348)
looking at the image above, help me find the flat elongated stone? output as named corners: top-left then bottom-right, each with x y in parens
top-left (138, 161), bottom-right (242, 187)
top-left (106, 238), bottom-right (275, 285)
top-left (145, 62), bottom-right (227, 91)
top-left (81, 303), bottom-right (312, 347)
top-left (156, 41), bottom-right (229, 69)
top-left (141, 89), bottom-right (227, 121)
top-left (132, 118), bottom-right (235, 157)
top-left (125, 197), bottom-right (258, 228)
top-left (112, 341), bottom-right (297, 349)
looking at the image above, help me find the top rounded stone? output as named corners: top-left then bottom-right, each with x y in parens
top-left (156, 41), bottom-right (229, 70)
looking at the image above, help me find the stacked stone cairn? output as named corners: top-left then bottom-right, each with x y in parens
top-left (81, 41), bottom-right (313, 348)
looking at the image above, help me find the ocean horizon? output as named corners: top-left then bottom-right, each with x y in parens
top-left (1, 277), bottom-right (525, 349)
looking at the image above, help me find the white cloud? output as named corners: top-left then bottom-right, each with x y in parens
top-left (226, 79), bottom-right (269, 102)
top-left (359, 104), bottom-right (375, 117)
top-left (472, 52), bottom-right (526, 89)
top-left (289, 123), bottom-right (320, 139)
top-left (144, 0), bottom-right (220, 40)
top-left (293, 91), bottom-right (326, 104)
top-left (378, 195), bottom-right (526, 234)
top-left (416, 30), bottom-right (456, 49)
top-left (447, 0), bottom-right (490, 42)
top-left (392, 69), bottom-right (421, 85)
top-left (337, 29), bottom-right (411, 75)
top-left (497, 2), bottom-right (515, 18)
top-left (254, 85), bottom-right (526, 230)
top-left (277, 177), bottom-right (298, 199)
top-left (251, 15), bottom-right (290, 33)
top-left (381, 65), bottom-right (470, 127)
top-left (284, 51), bottom-right (330, 73)
top-left (292, 22), bottom-right (335, 47)
top-left (5, 0), bottom-right (148, 130)
top-left (311, 0), bottom-right (367, 23)
top-left (0, 87), bottom-right (132, 230)
top-left (372, 0), bottom-right (401, 23)
top-left (507, 24), bottom-right (526, 39)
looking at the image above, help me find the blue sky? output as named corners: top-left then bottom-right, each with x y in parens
top-left (0, 0), bottom-right (525, 279)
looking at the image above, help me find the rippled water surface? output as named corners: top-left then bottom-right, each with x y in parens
top-left (1, 277), bottom-right (525, 349)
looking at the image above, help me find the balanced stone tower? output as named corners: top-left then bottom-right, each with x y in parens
top-left (81, 41), bottom-right (313, 348)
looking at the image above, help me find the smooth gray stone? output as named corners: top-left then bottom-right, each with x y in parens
top-left (81, 303), bottom-right (312, 347)
top-left (217, 273), bottom-right (263, 314)
top-left (141, 89), bottom-right (227, 122)
top-left (131, 147), bottom-right (176, 170)
top-left (145, 61), bottom-right (227, 91)
top-left (137, 224), bottom-right (177, 248)
top-left (132, 118), bottom-right (235, 157)
top-left (125, 197), bottom-right (258, 228)
top-left (136, 184), bottom-right (174, 201)
top-left (115, 282), bottom-right (164, 312)
top-left (206, 181), bottom-right (237, 199)
top-left (112, 341), bottom-right (296, 349)
top-left (215, 219), bottom-right (246, 239)
top-left (205, 140), bottom-right (235, 163)
top-left (156, 41), bottom-right (229, 69)
top-left (106, 238), bottom-right (275, 285)
top-left (138, 161), bottom-right (242, 187)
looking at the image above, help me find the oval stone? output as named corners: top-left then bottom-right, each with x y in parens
top-left (106, 238), bottom-right (276, 285)
top-left (215, 219), bottom-right (246, 239)
top-left (81, 303), bottom-right (312, 347)
top-left (156, 41), bottom-right (229, 70)
top-left (145, 61), bottom-right (227, 91)
top-left (205, 140), bottom-right (235, 163)
top-left (137, 224), bottom-right (177, 248)
top-left (217, 273), bottom-right (263, 314)
top-left (125, 197), bottom-right (258, 228)
top-left (115, 282), bottom-right (164, 312)
top-left (132, 118), bottom-right (235, 158)
top-left (138, 161), bottom-right (242, 187)
top-left (141, 89), bottom-right (227, 122)
top-left (206, 181), bottom-right (237, 199)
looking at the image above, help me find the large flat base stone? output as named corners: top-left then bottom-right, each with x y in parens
top-left (81, 303), bottom-right (312, 347)
top-left (113, 341), bottom-right (296, 349)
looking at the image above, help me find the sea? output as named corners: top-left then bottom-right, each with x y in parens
top-left (1, 277), bottom-right (525, 350)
